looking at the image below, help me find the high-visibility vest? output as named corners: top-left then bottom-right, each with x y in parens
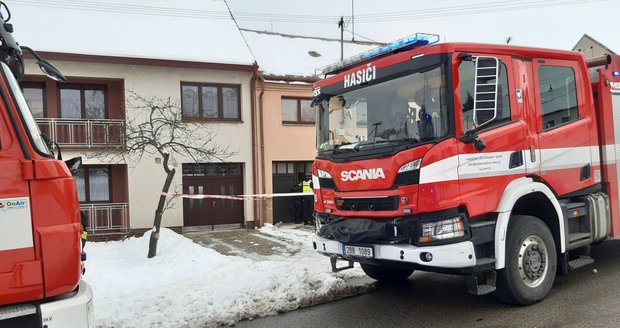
top-left (302, 180), bottom-right (312, 193)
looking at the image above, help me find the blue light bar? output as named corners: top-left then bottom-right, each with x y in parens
top-left (613, 71), bottom-right (620, 77)
top-left (320, 32), bottom-right (440, 75)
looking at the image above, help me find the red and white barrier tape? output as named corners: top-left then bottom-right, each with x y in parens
top-left (161, 192), bottom-right (311, 200)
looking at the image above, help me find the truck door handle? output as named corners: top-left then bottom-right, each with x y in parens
top-left (580, 164), bottom-right (591, 181)
top-left (212, 200), bottom-right (217, 207)
top-left (509, 150), bottom-right (524, 169)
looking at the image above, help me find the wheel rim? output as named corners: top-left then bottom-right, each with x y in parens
top-left (517, 235), bottom-right (548, 288)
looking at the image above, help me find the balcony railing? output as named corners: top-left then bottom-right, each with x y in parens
top-left (36, 118), bottom-right (126, 148)
top-left (80, 203), bottom-right (129, 234)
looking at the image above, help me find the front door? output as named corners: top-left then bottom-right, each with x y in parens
top-left (182, 163), bottom-right (244, 227)
top-left (455, 54), bottom-right (528, 217)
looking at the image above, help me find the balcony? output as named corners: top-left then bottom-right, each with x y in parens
top-left (36, 118), bottom-right (126, 149)
top-left (80, 203), bottom-right (129, 234)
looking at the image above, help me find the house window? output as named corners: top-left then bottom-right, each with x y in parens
top-left (538, 66), bottom-right (578, 130)
top-left (75, 166), bottom-right (110, 202)
top-left (21, 84), bottom-right (45, 118)
top-left (281, 98), bottom-right (314, 124)
top-left (60, 85), bottom-right (106, 119)
top-left (181, 83), bottom-right (241, 120)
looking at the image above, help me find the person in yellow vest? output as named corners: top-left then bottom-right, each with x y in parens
top-left (302, 174), bottom-right (314, 225)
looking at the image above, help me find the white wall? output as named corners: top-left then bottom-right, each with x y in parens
top-left (24, 58), bottom-right (255, 229)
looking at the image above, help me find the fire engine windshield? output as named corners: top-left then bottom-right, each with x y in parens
top-left (1, 62), bottom-right (52, 156)
top-left (317, 64), bottom-right (448, 153)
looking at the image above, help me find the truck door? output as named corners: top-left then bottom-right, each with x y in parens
top-left (511, 58), bottom-right (540, 176)
top-left (0, 64), bottom-right (42, 305)
top-left (532, 59), bottom-right (594, 196)
top-left (456, 54), bottom-right (528, 217)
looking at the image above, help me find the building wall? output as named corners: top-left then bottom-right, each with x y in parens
top-left (573, 38), bottom-right (614, 59)
top-left (257, 81), bottom-right (316, 223)
top-left (24, 58), bottom-right (255, 229)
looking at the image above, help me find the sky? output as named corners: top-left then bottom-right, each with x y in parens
top-left (83, 225), bottom-right (371, 327)
top-left (226, 0), bottom-right (618, 53)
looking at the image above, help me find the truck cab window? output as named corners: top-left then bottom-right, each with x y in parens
top-left (1, 63), bottom-right (51, 156)
top-left (459, 60), bottom-right (511, 133)
top-left (538, 66), bottom-right (578, 129)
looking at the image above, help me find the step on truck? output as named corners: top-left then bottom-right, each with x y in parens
top-left (310, 33), bottom-right (620, 304)
top-left (0, 2), bottom-right (94, 327)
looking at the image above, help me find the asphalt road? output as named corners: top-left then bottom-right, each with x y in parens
top-left (237, 239), bottom-right (620, 328)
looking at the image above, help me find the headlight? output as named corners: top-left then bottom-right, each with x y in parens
top-left (398, 159), bottom-right (422, 173)
top-left (418, 217), bottom-right (465, 243)
top-left (317, 169), bottom-right (332, 178)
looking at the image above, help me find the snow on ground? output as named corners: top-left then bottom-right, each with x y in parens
top-left (83, 225), bottom-right (371, 328)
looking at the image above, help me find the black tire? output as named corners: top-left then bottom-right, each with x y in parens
top-left (496, 215), bottom-right (557, 305)
top-left (360, 263), bottom-right (414, 283)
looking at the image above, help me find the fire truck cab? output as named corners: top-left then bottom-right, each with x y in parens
top-left (311, 33), bottom-right (620, 305)
top-left (0, 3), bottom-right (94, 327)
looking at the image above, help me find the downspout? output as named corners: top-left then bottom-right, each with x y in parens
top-left (250, 63), bottom-right (260, 228)
top-left (258, 73), bottom-right (267, 203)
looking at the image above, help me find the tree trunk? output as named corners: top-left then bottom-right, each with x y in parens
top-left (148, 153), bottom-right (176, 258)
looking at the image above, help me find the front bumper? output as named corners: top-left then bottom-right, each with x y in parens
top-left (312, 234), bottom-right (477, 269)
top-left (39, 280), bottom-right (95, 328)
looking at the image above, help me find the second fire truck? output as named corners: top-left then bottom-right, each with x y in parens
top-left (311, 33), bottom-right (620, 305)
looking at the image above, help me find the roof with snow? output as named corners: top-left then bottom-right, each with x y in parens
top-left (4, 0), bottom-right (255, 66)
top-left (240, 29), bottom-right (380, 79)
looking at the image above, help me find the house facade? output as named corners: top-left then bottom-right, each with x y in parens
top-left (573, 34), bottom-right (616, 59)
top-left (12, 0), bottom-right (259, 235)
top-left (10, 0), bottom-right (380, 233)
top-left (242, 29), bottom-right (377, 224)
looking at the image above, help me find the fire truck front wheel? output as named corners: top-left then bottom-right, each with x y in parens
top-left (496, 215), bottom-right (557, 305)
top-left (360, 263), bottom-right (414, 283)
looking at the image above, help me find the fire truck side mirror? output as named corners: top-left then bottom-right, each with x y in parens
top-left (20, 46), bottom-right (67, 83)
top-left (472, 56), bottom-right (500, 129)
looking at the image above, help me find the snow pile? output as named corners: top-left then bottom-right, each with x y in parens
top-left (83, 226), bottom-right (370, 328)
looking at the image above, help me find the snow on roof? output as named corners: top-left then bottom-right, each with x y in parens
top-left (241, 29), bottom-right (380, 78)
top-left (5, 0), bottom-right (255, 65)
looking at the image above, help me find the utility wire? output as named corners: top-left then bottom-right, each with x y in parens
top-left (11, 0), bottom-right (604, 23)
top-left (342, 28), bottom-right (379, 43)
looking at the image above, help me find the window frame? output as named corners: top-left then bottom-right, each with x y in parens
top-left (76, 165), bottom-right (112, 203)
top-left (180, 82), bottom-right (242, 122)
top-left (281, 97), bottom-right (315, 124)
top-left (457, 57), bottom-right (513, 134)
top-left (58, 84), bottom-right (108, 119)
top-left (534, 62), bottom-right (580, 132)
top-left (21, 82), bottom-right (47, 118)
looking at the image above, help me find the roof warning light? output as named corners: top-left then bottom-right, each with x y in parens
top-left (320, 32), bottom-right (440, 75)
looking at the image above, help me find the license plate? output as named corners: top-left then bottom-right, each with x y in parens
top-left (342, 245), bottom-right (374, 258)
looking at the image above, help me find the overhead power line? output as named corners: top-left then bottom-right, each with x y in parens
top-left (12, 0), bottom-right (605, 24)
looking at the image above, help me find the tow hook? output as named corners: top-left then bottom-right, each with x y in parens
top-left (330, 257), bottom-right (354, 272)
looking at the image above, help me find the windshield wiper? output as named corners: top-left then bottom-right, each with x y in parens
top-left (353, 137), bottom-right (415, 151)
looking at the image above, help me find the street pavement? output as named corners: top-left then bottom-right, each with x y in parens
top-left (235, 239), bottom-right (620, 328)
top-left (184, 223), bottom-right (316, 259)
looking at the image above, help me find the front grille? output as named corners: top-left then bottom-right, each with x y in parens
top-left (394, 170), bottom-right (420, 186)
top-left (336, 196), bottom-right (399, 211)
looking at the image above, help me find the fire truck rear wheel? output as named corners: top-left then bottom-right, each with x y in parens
top-left (496, 215), bottom-right (557, 305)
top-left (360, 263), bottom-right (414, 283)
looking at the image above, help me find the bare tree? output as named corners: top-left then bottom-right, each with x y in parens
top-left (123, 90), bottom-right (235, 258)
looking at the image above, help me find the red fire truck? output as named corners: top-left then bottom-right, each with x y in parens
top-left (0, 2), bottom-right (93, 326)
top-left (311, 32), bottom-right (620, 304)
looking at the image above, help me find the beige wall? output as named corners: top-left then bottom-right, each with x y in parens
top-left (257, 81), bottom-right (316, 223)
top-left (24, 58), bottom-right (255, 229)
top-left (574, 38), bottom-right (613, 59)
